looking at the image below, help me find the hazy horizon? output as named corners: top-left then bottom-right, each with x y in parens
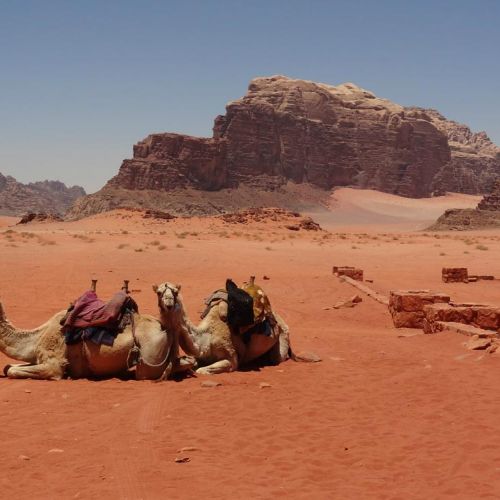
top-left (1, 0), bottom-right (499, 193)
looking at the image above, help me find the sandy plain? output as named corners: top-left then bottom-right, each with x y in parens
top-left (1, 189), bottom-right (500, 499)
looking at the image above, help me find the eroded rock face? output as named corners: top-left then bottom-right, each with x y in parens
top-left (69, 76), bottom-right (499, 218)
top-left (110, 76), bottom-right (451, 197)
top-left (0, 173), bottom-right (86, 216)
top-left (477, 179), bottom-right (500, 210)
top-left (407, 109), bottom-right (500, 194)
top-left (430, 180), bottom-right (500, 230)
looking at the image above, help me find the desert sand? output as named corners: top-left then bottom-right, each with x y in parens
top-left (1, 190), bottom-right (500, 499)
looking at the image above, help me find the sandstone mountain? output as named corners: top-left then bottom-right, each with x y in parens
top-left (407, 108), bottom-right (500, 194)
top-left (68, 76), bottom-right (500, 219)
top-left (0, 173), bottom-right (86, 216)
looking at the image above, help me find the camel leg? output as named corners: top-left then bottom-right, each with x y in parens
top-left (278, 328), bottom-right (291, 362)
top-left (196, 359), bottom-right (235, 375)
top-left (179, 328), bottom-right (200, 357)
top-left (5, 360), bottom-right (64, 380)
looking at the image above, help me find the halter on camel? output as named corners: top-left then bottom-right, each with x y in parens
top-left (154, 282), bottom-right (181, 311)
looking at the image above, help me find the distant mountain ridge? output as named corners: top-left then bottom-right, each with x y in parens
top-left (0, 173), bottom-right (86, 216)
top-left (63, 75), bottom-right (499, 218)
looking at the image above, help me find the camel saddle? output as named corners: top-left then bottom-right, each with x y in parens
top-left (204, 279), bottom-right (276, 344)
top-left (61, 290), bottom-right (138, 346)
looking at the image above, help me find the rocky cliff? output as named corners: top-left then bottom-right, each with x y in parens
top-left (0, 173), bottom-right (86, 216)
top-left (69, 76), bottom-right (500, 218)
top-left (406, 108), bottom-right (500, 194)
top-left (430, 180), bottom-right (500, 230)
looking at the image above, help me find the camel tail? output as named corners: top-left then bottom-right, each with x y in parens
top-left (0, 301), bottom-right (6, 322)
top-left (289, 346), bottom-right (322, 363)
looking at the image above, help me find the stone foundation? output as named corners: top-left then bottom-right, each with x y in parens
top-left (333, 266), bottom-right (363, 281)
top-left (423, 302), bottom-right (500, 333)
top-left (442, 267), bottom-right (468, 283)
top-left (389, 290), bottom-right (451, 328)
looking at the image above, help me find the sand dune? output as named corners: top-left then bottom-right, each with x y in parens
top-left (308, 188), bottom-right (481, 231)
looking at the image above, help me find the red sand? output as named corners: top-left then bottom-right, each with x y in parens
top-left (1, 192), bottom-right (500, 499)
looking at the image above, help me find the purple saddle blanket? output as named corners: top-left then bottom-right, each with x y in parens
top-left (62, 290), bottom-right (138, 346)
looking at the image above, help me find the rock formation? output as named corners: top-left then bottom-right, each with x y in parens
top-left (0, 173), bottom-right (85, 216)
top-left (17, 213), bottom-right (63, 224)
top-left (68, 76), bottom-right (500, 218)
top-left (406, 108), bottom-right (500, 194)
top-left (430, 180), bottom-right (500, 230)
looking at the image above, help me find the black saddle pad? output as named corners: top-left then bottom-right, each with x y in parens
top-left (226, 279), bottom-right (254, 328)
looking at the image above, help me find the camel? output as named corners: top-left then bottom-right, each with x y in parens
top-left (0, 298), bottom-right (196, 381)
top-left (153, 281), bottom-right (294, 375)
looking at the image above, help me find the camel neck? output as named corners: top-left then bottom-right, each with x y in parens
top-left (0, 316), bottom-right (42, 362)
top-left (159, 298), bottom-right (200, 337)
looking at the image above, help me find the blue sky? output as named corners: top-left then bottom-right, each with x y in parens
top-left (1, 0), bottom-right (499, 192)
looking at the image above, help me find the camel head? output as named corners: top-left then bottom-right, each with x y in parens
top-left (153, 282), bottom-right (182, 312)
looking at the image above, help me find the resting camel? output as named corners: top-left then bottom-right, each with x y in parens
top-left (154, 281), bottom-right (295, 375)
top-left (0, 298), bottom-right (196, 381)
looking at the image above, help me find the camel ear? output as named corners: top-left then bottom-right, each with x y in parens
top-left (152, 284), bottom-right (158, 293)
top-left (176, 284), bottom-right (182, 292)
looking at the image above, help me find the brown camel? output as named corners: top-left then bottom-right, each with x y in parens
top-left (153, 281), bottom-right (295, 375)
top-left (0, 299), bottom-right (196, 380)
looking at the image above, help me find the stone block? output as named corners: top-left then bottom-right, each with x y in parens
top-left (442, 267), bottom-right (468, 283)
top-left (333, 266), bottom-right (363, 281)
top-left (423, 302), bottom-right (500, 334)
top-left (389, 290), bottom-right (450, 328)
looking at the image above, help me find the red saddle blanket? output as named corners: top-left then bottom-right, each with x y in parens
top-left (63, 290), bottom-right (136, 330)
